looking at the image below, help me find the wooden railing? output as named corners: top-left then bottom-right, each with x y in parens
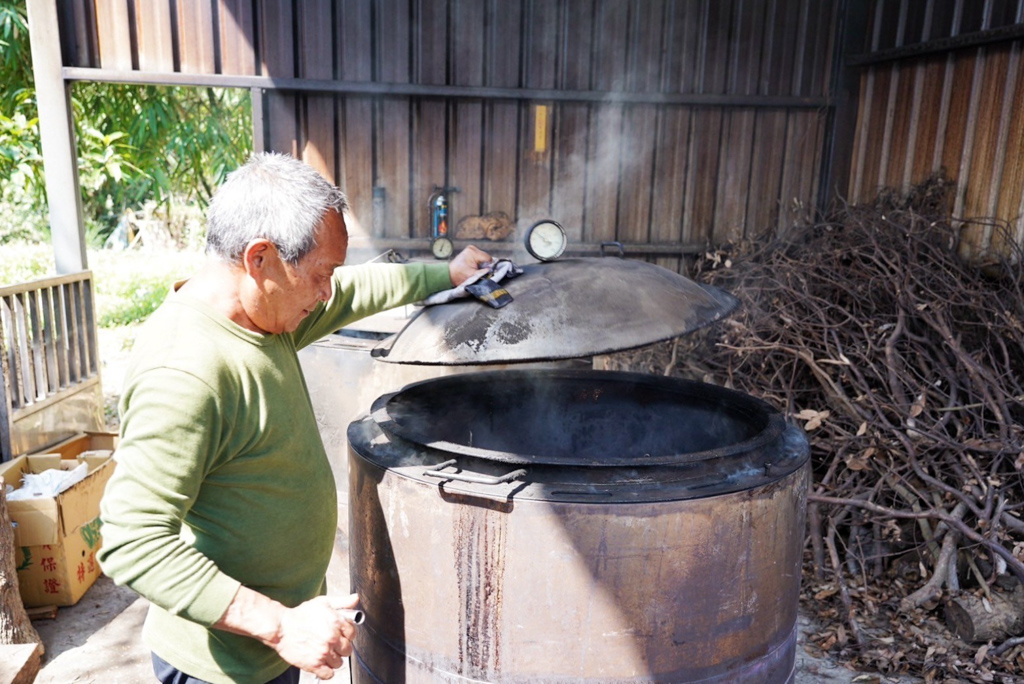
top-left (0, 272), bottom-right (99, 458)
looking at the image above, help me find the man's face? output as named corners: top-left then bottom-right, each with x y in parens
top-left (248, 210), bottom-right (348, 334)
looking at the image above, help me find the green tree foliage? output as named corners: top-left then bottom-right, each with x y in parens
top-left (0, 0), bottom-right (251, 244)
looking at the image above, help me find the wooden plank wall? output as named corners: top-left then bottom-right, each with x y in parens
top-left (58, 0), bottom-right (839, 272)
top-left (849, 0), bottom-right (1024, 260)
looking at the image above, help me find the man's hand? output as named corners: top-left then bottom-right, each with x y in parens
top-left (272, 594), bottom-right (360, 679)
top-left (214, 586), bottom-right (360, 679)
top-left (448, 245), bottom-right (493, 286)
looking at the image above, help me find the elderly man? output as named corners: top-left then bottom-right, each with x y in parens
top-left (99, 153), bottom-right (491, 684)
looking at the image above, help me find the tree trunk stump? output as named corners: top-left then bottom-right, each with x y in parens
top-left (945, 583), bottom-right (1024, 643)
top-left (1, 476), bottom-right (44, 653)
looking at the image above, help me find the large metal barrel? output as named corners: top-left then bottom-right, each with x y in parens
top-left (348, 369), bottom-right (810, 683)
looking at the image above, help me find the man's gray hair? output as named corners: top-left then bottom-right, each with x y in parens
top-left (205, 152), bottom-right (349, 265)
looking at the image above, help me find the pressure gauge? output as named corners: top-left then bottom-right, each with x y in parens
top-left (525, 220), bottom-right (567, 262)
top-left (431, 235), bottom-right (454, 260)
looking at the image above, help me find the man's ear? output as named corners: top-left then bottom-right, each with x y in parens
top-left (242, 239), bottom-right (277, 277)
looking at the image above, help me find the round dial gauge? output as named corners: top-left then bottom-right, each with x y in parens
top-left (431, 236), bottom-right (454, 260)
top-left (525, 220), bottom-right (567, 261)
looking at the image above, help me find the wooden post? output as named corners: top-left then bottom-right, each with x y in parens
top-left (26, 0), bottom-right (88, 274)
top-left (0, 477), bottom-right (44, 682)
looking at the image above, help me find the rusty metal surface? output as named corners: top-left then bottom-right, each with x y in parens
top-left (372, 258), bottom-right (739, 365)
top-left (348, 442), bottom-right (809, 683)
top-left (347, 371), bottom-right (809, 682)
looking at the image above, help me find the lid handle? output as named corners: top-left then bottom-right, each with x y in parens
top-left (600, 241), bottom-right (625, 258)
top-left (422, 459), bottom-right (527, 486)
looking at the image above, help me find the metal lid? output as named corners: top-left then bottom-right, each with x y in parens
top-left (371, 257), bottom-right (739, 365)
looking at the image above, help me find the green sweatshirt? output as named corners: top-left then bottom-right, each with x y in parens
top-left (98, 261), bottom-right (451, 684)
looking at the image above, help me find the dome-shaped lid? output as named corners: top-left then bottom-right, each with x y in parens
top-left (371, 257), bottom-right (739, 365)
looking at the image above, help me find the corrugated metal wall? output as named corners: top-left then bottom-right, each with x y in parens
top-left (58, 0), bottom-right (839, 271)
top-left (848, 0), bottom-right (1024, 259)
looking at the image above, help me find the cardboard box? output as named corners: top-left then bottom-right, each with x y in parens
top-left (31, 431), bottom-right (118, 459)
top-left (1, 435), bottom-right (117, 607)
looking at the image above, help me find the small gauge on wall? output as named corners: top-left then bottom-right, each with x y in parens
top-left (525, 220), bottom-right (567, 262)
top-left (431, 235), bottom-right (454, 260)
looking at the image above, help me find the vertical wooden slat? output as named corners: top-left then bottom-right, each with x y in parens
top-left (481, 0), bottom-right (521, 222)
top-left (948, 50), bottom-right (985, 238)
top-left (261, 0), bottom-right (298, 156)
top-left (701, 0), bottom-right (734, 94)
top-left (649, 105), bottom-right (691, 247)
top-left (412, 0), bottom-right (448, 236)
top-left (73, 282), bottom-right (89, 382)
top-left (337, 0), bottom-right (375, 236)
top-left (413, 99), bottom-right (447, 237)
top-left (28, 290), bottom-right (46, 400)
top-left (94, 0), bottom-right (133, 69)
top-left (884, 62), bottom-right (916, 192)
top-left (52, 285), bottom-right (68, 388)
top-left (13, 294), bottom-right (35, 405)
top-left (649, 106), bottom-right (691, 273)
top-left (761, 0), bottom-right (796, 96)
top-left (378, 0), bottom-right (413, 238)
top-left (874, 0), bottom-right (904, 50)
top-left (683, 110), bottom-right (723, 244)
top-left (662, 0), bottom-right (702, 94)
top-left (448, 0), bottom-right (485, 223)
top-left (41, 286), bottom-right (58, 393)
top-left (779, 110), bottom-right (819, 233)
top-left (910, 55), bottom-right (946, 182)
top-left (729, 0), bottom-right (765, 96)
top-left (62, 282), bottom-right (80, 384)
top-left (516, 0), bottom-right (560, 228)
top-left (551, 0), bottom-right (593, 241)
top-left (902, 4), bottom-right (934, 190)
top-left (219, 0), bottom-right (257, 75)
top-left (746, 110), bottom-right (788, 235)
top-left (515, 101), bottom-right (553, 228)
top-left (981, 39), bottom-right (1020, 254)
top-left (551, 104), bottom-right (588, 243)
top-left (963, 45), bottom-right (1013, 256)
top-left (66, 0), bottom-right (99, 67)
top-left (615, 0), bottom-right (663, 246)
top-left (178, 0), bottom-right (217, 74)
top-left (583, 0), bottom-right (628, 243)
top-left (618, 0), bottom-right (662, 245)
top-left (134, 0), bottom-right (174, 72)
top-left (83, 279), bottom-right (98, 376)
top-left (615, 103), bottom-right (657, 245)
top-left (298, 0), bottom-right (337, 183)
top-left (0, 312), bottom-right (12, 461)
top-left (996, 42), bottom-right (1024, 252)
top-left (803, 0), bottom-right (839, 96)
top-left (583, 104), bottom-right (623, 244)
top-left (858, 67), bottom-right (892, 201)
top-left (414, 0), bottom-right (447, 86)
top-left (1, 297), bottom-right (21, 408)
top-left (714, 109), bottom-right (756, 242)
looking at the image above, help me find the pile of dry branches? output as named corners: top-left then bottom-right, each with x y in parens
top-left (606, 176), bottom-right (1024, 680)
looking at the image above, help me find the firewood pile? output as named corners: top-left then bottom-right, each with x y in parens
top-left (603, 175), bottom-right (1024, 681)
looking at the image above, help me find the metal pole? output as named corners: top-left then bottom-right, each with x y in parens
top-left (26, 0), bottom-right (87, 274)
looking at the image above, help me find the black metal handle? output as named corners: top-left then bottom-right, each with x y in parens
top-left (600, 241), bottom-right (625, 257)
top-left (423, 459), bottom-right (527, 486)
